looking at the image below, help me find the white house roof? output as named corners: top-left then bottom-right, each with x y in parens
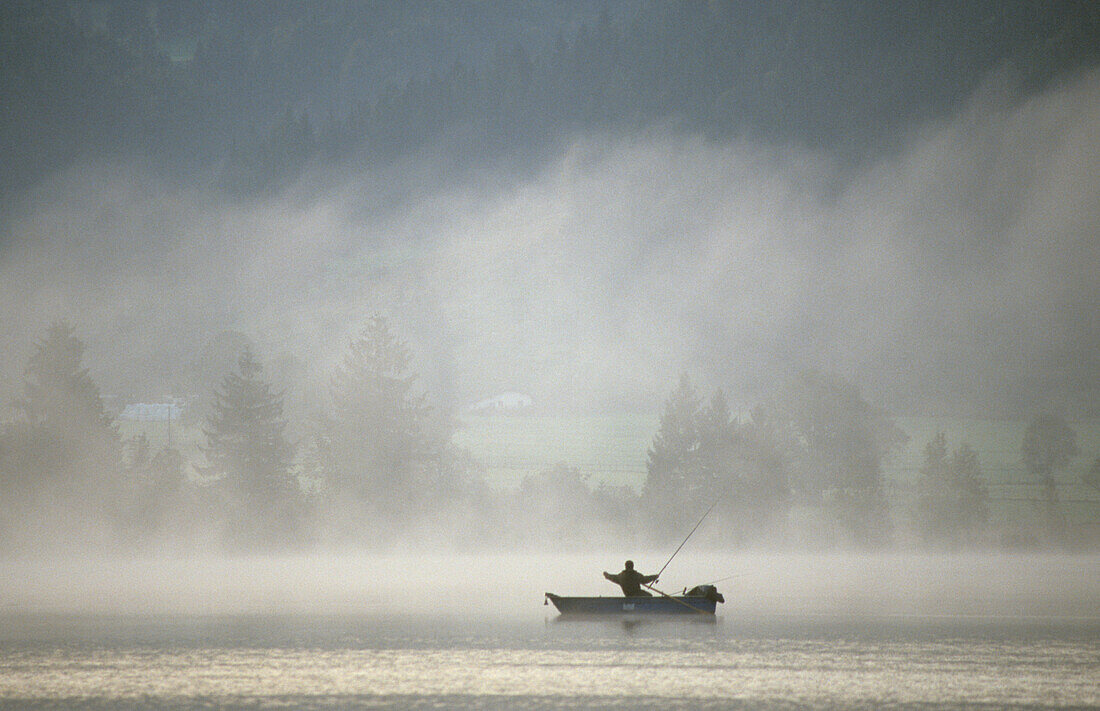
top-left (120, 403), bottom-right (181, 421)
top-left (468, 392), bottom-right (534, 413)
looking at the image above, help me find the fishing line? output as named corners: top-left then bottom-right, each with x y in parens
top-left (699, 572), bottom-right (751, 587)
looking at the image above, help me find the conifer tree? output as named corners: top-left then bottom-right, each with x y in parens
top-left (696, 388), bottom-right (737, 501)
top-left (1021, 414), bottom-right (1078, 543)
top-left (914, 432), bottom-right (989, 547)
top-left (777, 371), bottom-right (905, 547)
top-left (315, 316), bottom-right (449, 530)
top-left (2, 322), bottom-right (120, 495)
top-left (642, 372), bottom-right (703, 538)
top-left (204, 347), bottom-right (296, 546)
top-left (1084, 457), bottom-right (1100, 495)
top-left (644, 376), bottom-right (789, 545)
top-left (0, 321), bottom-right (122, 545)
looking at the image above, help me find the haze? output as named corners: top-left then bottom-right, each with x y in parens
top-left (4, 71), bottom-right (1100, 415)
top-left (4, 553), bottom-right (1099, 622)
top-left (1, 2), bottom-right (1098, 603)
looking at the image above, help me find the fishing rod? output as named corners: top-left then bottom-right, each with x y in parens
top-left (642, 582), bottom-right (711, 615)
top-left (655, 499), bottom-right (719, 579)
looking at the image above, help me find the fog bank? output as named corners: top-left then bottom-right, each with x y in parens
top-left (1, 69), bottom-right (1098, 416)
top-left (2, 553), bottom-right (1097, 620)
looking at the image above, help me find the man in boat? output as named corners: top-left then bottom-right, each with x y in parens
top-left (603, 560), bottom-right (658, 596)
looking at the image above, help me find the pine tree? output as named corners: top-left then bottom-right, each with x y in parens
top-left (17, 322), bottom-right (114, 432)
top-left (948, 443), bottom-right (988, 536)
top-left (642, 373), bottom-right (704, 539)
top-left (696, 388), bottom-right (736, 496)
top-left (1021, 414), bottom-right (1078, 543)
top-left (644, 377), bottom-right (790, 545)
top-left (1085, 457), bottom-right (1100, 495)
top-left (2, 322), bottom-right (120, 494)
top-left (204, 347), bottom-right (296, 547)
top-left (0, 322), bottom-right (122, 546)
top-left (722, 405), bottom-right (790, 543)
top-left (914, 433), bottom-right (989, 547)
top-left (316, 316), bottom-right (449, 530)
top-left (121, 433), bottom-right (189, 540)
top-left (778, 371), bottom-right (905, 547)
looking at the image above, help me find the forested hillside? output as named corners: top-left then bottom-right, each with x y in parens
top-left (3, 1), bottom-right (1097, 194)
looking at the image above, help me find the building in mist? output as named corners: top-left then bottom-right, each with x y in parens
top-left (468, 392), bottom-right (534, 415)
top-left (120, 403), bottom-right (182, 422)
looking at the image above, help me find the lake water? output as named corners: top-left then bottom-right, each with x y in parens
top-left (2, 553), bottom-right (1098, 709)
top-left (2, 611), bottom-right (1098, 709)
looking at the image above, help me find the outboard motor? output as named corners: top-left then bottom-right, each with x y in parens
top-left (686, 585), bottom-right (725, 604)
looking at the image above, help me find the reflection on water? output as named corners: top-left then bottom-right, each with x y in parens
top-left (1, 612), bottom-right (1097, 709)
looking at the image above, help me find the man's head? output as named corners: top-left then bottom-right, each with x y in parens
top-left (624, 560), bottom-right (634, 570)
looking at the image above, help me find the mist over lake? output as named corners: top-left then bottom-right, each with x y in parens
top-left (3, 553), bottom-right (1098, 709)
top-left (2, 1), bottom-right (1099, 708)
top-left (3, 552), bottom-right (1099, 619)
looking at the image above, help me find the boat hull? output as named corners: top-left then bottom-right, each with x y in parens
top-left (545, 593), bottom-right (717, 616)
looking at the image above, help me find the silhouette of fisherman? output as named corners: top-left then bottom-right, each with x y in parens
top-left (603, 560), bottom-right (658, 596)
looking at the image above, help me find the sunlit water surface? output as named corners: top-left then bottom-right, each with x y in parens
top-left (2, 554), bottom-right (1099, 709)
top-left (1, 611), bottom-right (1097, 710)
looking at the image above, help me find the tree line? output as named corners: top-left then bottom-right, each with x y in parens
top-left (0, 320), bottom-right (1094, 553)
top-left (642, 374), bottom-right (1094, 550)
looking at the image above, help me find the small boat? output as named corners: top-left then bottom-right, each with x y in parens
top-left (545, 585), bottom-right (724, 616)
